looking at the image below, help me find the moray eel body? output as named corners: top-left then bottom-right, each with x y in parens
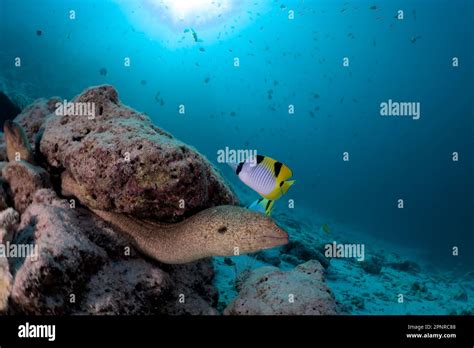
top-left (61, 165), bottom-right (289, 264)
top-left (4, 120), bottom-right (35, 164)
top-left (93, 207), bottom-right (289, 264)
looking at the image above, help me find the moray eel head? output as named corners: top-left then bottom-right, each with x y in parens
top-left (206, 206), bottom-right (289, 257)
top-left (4, 120), bottom-right (33, 163)
top-left (4, 120), bottom-right (23, 146)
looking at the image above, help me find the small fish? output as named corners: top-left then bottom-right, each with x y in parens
top-left (247, 198), bottom-right (274, 216)
top-left (191, 28), bottom-right (203, 43)
top-left (230, 155), bottom-right (295, 200)
top-left (410, 35), bottom-right (421, 44)
top-left (36, 29), bottom-right (43, 36)
top-left (99, 67), bottom-right (107, 76)
top-left (321, 223), bottom-right (331, 235)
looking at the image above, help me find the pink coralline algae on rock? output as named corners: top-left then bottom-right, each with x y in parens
top-left (224, 260), bottom-right (338, 315)
top-left (39, 85), bottom-right (237, 221)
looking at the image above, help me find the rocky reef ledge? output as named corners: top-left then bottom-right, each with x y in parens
top-left (40, 85), bottom-right (237, 221)
top-left (0, 85), bottom-right (335, 315)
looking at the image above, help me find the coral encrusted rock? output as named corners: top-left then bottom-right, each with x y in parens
top-left (224, 260), bottom-right (337, 315)
top-left (9, 189), bottom-right (217, 315)
top-left (39, 85), bottom-right (237, 220)
top-left (9, 192), bottom-right (109, 314)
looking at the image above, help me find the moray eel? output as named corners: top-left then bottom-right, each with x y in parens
top-left (3, 120), bottom-right (35, 164)
top-left (92, 206), bottom-right (289, 264)
top-left (61, 165), bottom-right (289, 264)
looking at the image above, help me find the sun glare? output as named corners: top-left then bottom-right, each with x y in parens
top-left (116, 0), bottom-right (269, 47)
top-left (150, 0), bottom-right (233, 25)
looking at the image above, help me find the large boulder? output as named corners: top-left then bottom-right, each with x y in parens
top-left (10, 192), bottom-right (109, 314)
top-left (39, 85), bottom-right (237, 220)
top-left (224, 260), bottom-right (337, 315)
top-left (9, 189), bottom-right (218, 315)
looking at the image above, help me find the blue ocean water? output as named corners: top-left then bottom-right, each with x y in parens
top-left (0, 0), bottom-right (472, 276)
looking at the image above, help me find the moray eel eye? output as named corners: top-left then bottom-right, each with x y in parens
top-left (217, 226), bottom-right (227, 234)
